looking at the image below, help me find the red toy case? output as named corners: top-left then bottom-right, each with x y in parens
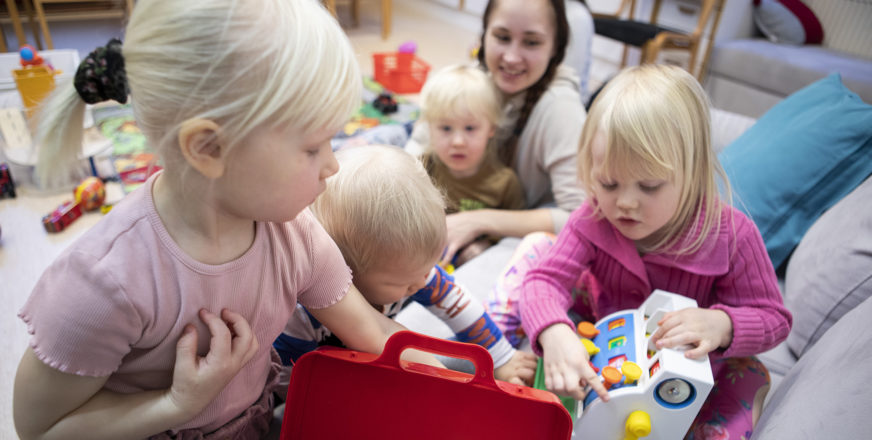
top-left (281, 331), bottom-right (571, 440)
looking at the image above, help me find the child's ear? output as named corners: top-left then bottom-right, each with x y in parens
top-left (178, 118), bottom-right (225, 179)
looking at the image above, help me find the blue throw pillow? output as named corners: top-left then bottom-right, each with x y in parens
top-left (719, 73), bottom-right (872, 269)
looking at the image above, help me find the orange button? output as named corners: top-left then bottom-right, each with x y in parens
top-left (577, 321), bottom-right (599, 339)
top-left (602, 366), bottom-right (623, 389)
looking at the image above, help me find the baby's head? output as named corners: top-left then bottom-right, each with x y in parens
top-left (420, 64), bottom-right (503, 178)
top-left (311, 145), bottom-right (447, 306)
top-left (38, 0), bottom-right (360, 190)
top-left (578, 64), bottom-right (727, 254)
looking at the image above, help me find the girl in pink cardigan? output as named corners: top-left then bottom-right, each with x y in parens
top-left (518, 65), bottom-right (792, 439)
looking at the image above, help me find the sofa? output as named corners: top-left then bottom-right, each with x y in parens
top-left (704, 0), bottom-right (872, 118)
top-left (396, 74), bottom-right (872, 437)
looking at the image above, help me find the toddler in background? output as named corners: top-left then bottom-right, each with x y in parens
top-left (419, 64), bottom-right (525, 265)
top-left (275, 145), bottom-right (537, 386)
top-left (514, 65), bottom-right (792, 439)
top-left (14, 1), bottom-right (438, 438)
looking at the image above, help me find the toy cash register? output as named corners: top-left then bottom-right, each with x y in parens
top-left (534, 290), bottom-right (714, 439)
top-left (577, 289), bottom-right (714, 439)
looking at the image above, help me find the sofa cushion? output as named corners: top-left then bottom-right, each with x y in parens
top-left (751, 296), bottom-right (872, 439)
top-left (709, 39), bottom-right (872, 104)
top-left (719, 73), bottom-right (872, 269)
top-left (753, 0), bottom-right (823, 45)
top-left (783, 175), bottom-right (872, 357)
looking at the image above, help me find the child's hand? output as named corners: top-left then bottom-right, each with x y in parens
top-left (495, 350), bottom-right (538, 386)
top-left (166, 308), bottom-right (259, 418)
top-left (650, 308), bottom-right (733, 359)
top-left (539, 323), bottom-right (609, 402)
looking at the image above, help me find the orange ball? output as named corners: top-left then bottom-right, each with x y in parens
top-left (74, 177), bottom-right (105, 211)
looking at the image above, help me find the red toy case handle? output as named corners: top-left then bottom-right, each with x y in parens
top-left (374, 330), bottom-right (500, 389)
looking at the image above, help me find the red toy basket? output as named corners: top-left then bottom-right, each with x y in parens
top-left (373, 52), bottom-right (430, 94)
top-left (280, 331), bottom-right (572, 439)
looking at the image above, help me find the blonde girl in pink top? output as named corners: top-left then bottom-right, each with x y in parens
top-left (519, 65), bottom-right (791, 438)
top-left (14, 1), bottom-right (438, 438)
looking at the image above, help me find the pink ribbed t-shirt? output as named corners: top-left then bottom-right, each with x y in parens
top-left (19, 173), bottom-right (352, 433)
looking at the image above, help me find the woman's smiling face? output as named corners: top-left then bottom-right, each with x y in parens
top-left (483, 0), bottom-right (556, 96)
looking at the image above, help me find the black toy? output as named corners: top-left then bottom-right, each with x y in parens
top-left (1, 163), bottom-right (16, 198)
top-left (372, 92), bottom-right (398, 115)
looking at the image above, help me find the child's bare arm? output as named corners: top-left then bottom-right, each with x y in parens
top-left (14, 308), bottom-right (257, 440)
top-left (14, 348), bottom-right (188, 440)
top-left (310, 285), bottom-right (444, 368)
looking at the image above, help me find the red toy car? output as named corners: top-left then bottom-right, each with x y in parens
top-left (1, 163), bottom-right (16, 198)
top-left (43, 201), bottom-right (83, 233)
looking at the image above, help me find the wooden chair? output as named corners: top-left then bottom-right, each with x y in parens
top-left (591, 0), bottom-right (725, 80)
top-left (323, 0), bottom-right (391, 40)
top-left (1, 0), bottom-right (42, 51)
top-left (33, 0), bottom-right (135, 49)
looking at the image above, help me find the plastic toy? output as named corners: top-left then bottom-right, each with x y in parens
top-left (74, 176), bottom-right (106, 211)
top-left (372, 41), bottom-right (430, 94)
top-left (577, 290), bottom-right (714, 439)
top-left (43, 201), bottom-right (83, 233)
top-left (533, 290), bottom-right (714, 439)
top-left (1, 162), bottom-right (16, 198)
top-left (19, 45), bottom-right (46, 67)
top-left (372, 92), bottom-right (398, 114)
top-left (281, 331), bottom-right (573, 439)
top-left (14, 46), bottom-right (59, 119)
top-left (397, 40), bottom-right (417, 54)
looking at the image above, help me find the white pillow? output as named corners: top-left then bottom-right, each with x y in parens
top-left (753, 0), bottom-right (824, 45)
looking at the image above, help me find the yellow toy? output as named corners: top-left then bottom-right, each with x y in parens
top-left (74, 177), bottom-right (106, 211)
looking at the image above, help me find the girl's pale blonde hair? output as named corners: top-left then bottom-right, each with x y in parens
top-left (35, 0), bottom-right (360, 188)
top-left (420, 64), bottom-right (503, 127)
top-left (578, 64), bottom-right (732, 255)
top-left (311, 145), bottom-right (447, 274)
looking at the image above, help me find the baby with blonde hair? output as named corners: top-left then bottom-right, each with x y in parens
top-left (419, 64), bottom-right (524, 265)
top-left (494, 65), bottom-right (790, 439)
top-left (275, 145), bottom-right (537, 386)
top-left (15, 1), bottom-right (439, 438)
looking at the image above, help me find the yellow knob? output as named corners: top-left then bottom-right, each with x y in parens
top-left (581, 338), bottom-right (600, 356)
top-left (622, 361), bottom-right (642, 384)
top-left (624, 410), bottom-right (651, 440)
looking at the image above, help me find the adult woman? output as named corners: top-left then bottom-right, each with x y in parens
top-left (408, 0), bottom-right (590, 264)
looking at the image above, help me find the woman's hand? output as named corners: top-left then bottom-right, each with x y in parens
top-left (539, 323), bottom-right (609, 402)
top-left (495, 350), bottom-right (538, 386)
top-left (454, 238), bottom-right (492, 267)
top-left (649, 308), bottom-right (733, 359)
top-left (168, 308), bottom-right (259, 417)
top-left (442, 211), bottom-right (490, 266)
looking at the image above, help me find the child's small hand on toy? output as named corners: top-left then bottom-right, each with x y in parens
top-left (167, 308), bottom-right (259, 418)
top-left (495, 350), bottom-right (538, 386)
top-left (539, 323), bottom-right (609, 402)
top-left (650, 308), bottom-right (732, 359)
